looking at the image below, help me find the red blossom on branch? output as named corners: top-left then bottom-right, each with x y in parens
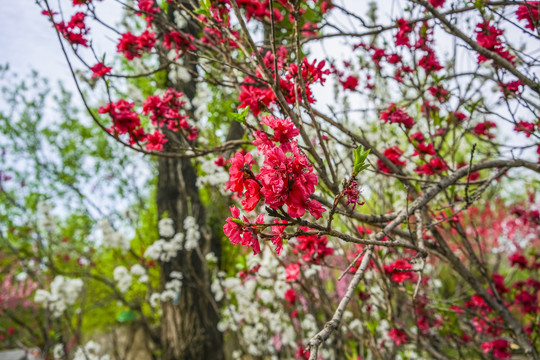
top-left (117, 30), bottom-right (156, 60)
top-left (516, 2), bottom-right (539, 31)
top-left (414, 157), bottom-right (448, 176)
top-left (225, 152), bottom-right (255, 196)
top-left (343, 181), bottom-right (364, 210)
top-left (384, 259), bottom-right (415, 283)
top-left (388, 328), bottom-right (408, 345)
top-left (50, 12), bottom-right (90, 47)
top-left (481, 339), bottom-right (511, 359)
top-left (428, 0), bottom-right (445, 8)
top-left (90, 62), bottom-right (112, 78)
top-left (292, 228), bottom-right (333, 264)
top-left (395, 18), bottom-right (412, 47)
top-left (145, 130), bottom-right (167, 151)
top-left (514, 121), bottom-right (536, 137)
top-left (380, 103), bottom-right (415, 128)
top-left (164, 31), bottom-right (195, 58)
top-left (378, 146), bottom-right (407, 173)
top-left (419, 50), bottom-right (443, 74)
top-left (340, 75), bottom-right (359, 91)
top-left (473, 120), bottom-right (497, 139)
top-left (222, 205), bottom-right (264, 255)
top-left (475, 22), bottom-right (515, 65)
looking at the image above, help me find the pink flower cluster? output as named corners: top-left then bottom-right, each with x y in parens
top-left (377, 146), bottom-right (406, 174)
top-left (516, 2), bottom-right (539, 31)
top-left (223, 115), bottom-right (326, 254)
top-left (117, 30), bottom-right (156, 60)
top-left (292, 228), bottom-right (333, 264)
top-left (223, 205), bottom-right (264, 255)
top-left (384, 258), bottom-right (415, 283)
top-left (142, 88), bottom-right (197, 140)
top-left (380, 103), bottom-right (415, 128)
top-left (475, 22), bottom-right (515, 65)
top-left (45, 11), bottom-right (89, 47)
top-left (239, 47), bottom-right (330, 115)
top-left (473, 120), bottom-right (497, 139)
top-left (90, 62), bottom-right (112, 78)
top-left (164, 31), bottom-right (196, 58)
top-left (98, 88), bottom-right (194, 151)
top-left (414, 157), bottom-right (448, 176)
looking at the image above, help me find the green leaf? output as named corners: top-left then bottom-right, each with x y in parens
top-left (194, 0), bottom-right (211, 16)
top-left (353, 145), bottom-right (371, 176)
top-left (230, 106), bottom-right (250, 123)
top-left (116, 310), bottom-right (136, 323)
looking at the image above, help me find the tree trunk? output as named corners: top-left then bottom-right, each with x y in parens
top-left (156, 2), bottom-right (224, 359)
top-left (157, 155), bottom-right (223, 360)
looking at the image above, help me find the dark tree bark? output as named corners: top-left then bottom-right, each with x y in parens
top-left (155, 2), bottom-right (224, 359)
top-left (157, 154), bottom-right (223, 360)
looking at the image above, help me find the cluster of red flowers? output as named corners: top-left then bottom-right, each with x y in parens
top-left (419, 50), bottom-right (443, 74)
top-left (285, 263), bottom-right (301, 282)
top-left (292, 229), bottom-right (333, 264)
top-left (45, 11), bottom-right (89, 47)
top-left (414, 157), bottom-right (448, 176)
top-left (412, 141), bottom-right (436, 157)
top-left (90, 62), bottom-right (112, 78)
top-left (475, 22), bottom-right (515, 65)
top-left (377, 146), bottom-right (407, 174)
top-left (481, 339), bottom-right (511, 359)
top-left (142, 89), bottom-right (197, 140)
top-left (387, 328), bottom-right (408, 345)
top-left (164, 31), bottom-right (196, 58)
top-left (380, 103), bottom-right (415, 128)
top-left (343, 181), bottom-right (364, 210)
top-left (137, 0), bottom-right (161, 23)
top-left (428, 0), bottom-right (445, 7)
top-left (223, 115), bottom-right (326, 254)
top-left (499, 80), bottom-right (523, 96)
top-left (98, 100), bottom-right (144, 141)
top-left (339, 75), bottom-right (359, 91)
top-left (395, 18), bottom-right (413, 47)
top-left (223, 205), bottom-right (264, 255)
top-left (473, 120), bottom-right (497, 139)
top-left (514, 120), bottom-right (536, 137)
top-left (384, 258), bottom-right (415, 283)
top-left (236, 0), bottom-right (285, 22)
top-left (117, 30), bottom-right (156, 60)
top-left (428, 85), bottom-right (449, 102)
top-left (98, 89), bottom-right (194, 151)
top-left (516, 1), bottom-right (539, 31)
top-left (239, 48), bottom-right (330, 115)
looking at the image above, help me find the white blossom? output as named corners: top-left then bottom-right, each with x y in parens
top-left (130, 264), bottom-right (148, 283)
top-left (97, 219), bottom-right (130, 252)
top-left (169, 271), bottom-right (183, 280)
top-left (144, 234), bottom-right (183, 262)
top-left (73, 341), bottom-right (109, 360)
top-left (37, 202), bottom-right (55, 232)
top-left (53, 344), bottom-right (64, 359)
top-left (191, 83), bottom-right (212, 119)
top-left (113, 266), bottom-right (132, 293)
top-left (195, 156), bottom-right (229, 194)
top-left (183, 216), bottom-right (200, 250)
top-left (173, 10), bottom-right (188, 29)
top-left (158, 218), bottom-right (175, 238)
top-left (205, 252), bottom-right (218, 264)
top-left (34, 276), bottom-right (83, 317)
top-left (149, 293), bottom-right (161, 308)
